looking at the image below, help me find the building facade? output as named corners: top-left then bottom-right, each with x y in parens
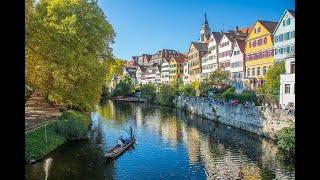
top-left (273, 9), bottom-right (295, 62)
top-left (169, 56), bottom-right (186, 82)
top-left (230, 39), bottom-right (246, 93)
top-left (279, 57), bottom-right (295, 108)
top-left (188, 42), bottom-right (208, 82)
top-left (161, 58), bottom-right (170, 84)
top-left (244, 21), bottom-right (278, 90)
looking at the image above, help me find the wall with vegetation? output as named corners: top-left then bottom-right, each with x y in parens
top-left (174, 95), bottom-right (295, 139)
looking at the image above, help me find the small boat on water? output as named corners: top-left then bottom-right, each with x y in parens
top-left (104, 127), bottom-right (136, 159)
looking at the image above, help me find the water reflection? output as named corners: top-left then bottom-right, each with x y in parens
top-left (25, 100), bottom-right (295, 179)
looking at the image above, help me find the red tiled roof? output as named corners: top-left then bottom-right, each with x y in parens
top-left (172, 56), bottom-right (187, 63)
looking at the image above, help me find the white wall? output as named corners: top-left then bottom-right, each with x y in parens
top-left (274, 10), bottom-right (295, 61)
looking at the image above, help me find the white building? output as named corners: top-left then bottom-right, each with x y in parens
top-left (279, 57), bottom-right (295, 108)
top-left (183, 60), bottom-right (190, 84)
top-left (205, 32), bottom-right (223, 78)
top-left (273, 9), bottom-right (295, 62)
top-left (276, 9), bottom-right (295, 108)
top-left (136, 65), bottom-right (148, 84)
top-left (161, 58), bottom-right (170, 84)
top-left (230, 39), bottom-right (246, 93)
top-left (200, 53), bottom-right (213, 81)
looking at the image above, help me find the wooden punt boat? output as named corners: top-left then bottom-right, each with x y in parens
top-left (104, 136), bottom-right (136, 159)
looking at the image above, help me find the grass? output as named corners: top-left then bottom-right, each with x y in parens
top-left (25, 122), bottom-right (66, 162)
top-left (25, 110), bottom-right (92, 163)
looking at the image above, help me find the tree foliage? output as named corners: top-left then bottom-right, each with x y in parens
top-left (26, 0), bottom-right (115, 111)
top-left (111, 76), bottom-right (133, 97)
top-left (276, 127), bottom-right (295, 155)
top-left (208, 70), bottom-right (230, 88)
top-left (140, 84), bottom-right (156, 102)
top-left (156, 84), bottom-right (176, 107)
top-left (261, 61), bottom-right (285, 104)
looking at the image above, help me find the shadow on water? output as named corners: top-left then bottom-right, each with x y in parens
top-left (25, 100), bottom-right (294, 179)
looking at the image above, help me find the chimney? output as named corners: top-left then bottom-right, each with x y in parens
top-left (235, 26), bottom-right (239, 34)
top-left (220, 30), bottom-right (223, 35)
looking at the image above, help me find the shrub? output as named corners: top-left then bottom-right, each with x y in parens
top-left (178, 84), bottom-right (196, 97)
top-left (219, 87), bottom-right (236, 102)
top-left (54, 110), bottom-right (91, 141)
top-left (140, 84), bottom-right (156, 103)
top-left (235, 90), bottom-right (258, 104)
top-left (156, 84), bottom-right (175, 107)
top-left (276, 127), bottom-right (295, 155)
top-left (200, 82), bottom-right (211, 97)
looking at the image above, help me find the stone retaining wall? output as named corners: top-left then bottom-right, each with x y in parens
top-left (173, 95), bottom-right (295, 139)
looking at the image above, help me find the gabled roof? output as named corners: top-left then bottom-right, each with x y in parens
top-left (211, 31), bottom-right (223, 43)
top-left (137, 65), bottom-right (148, 72)
top-left (273, 9), bottom-right (295, 35)
top-left (234, 38), bottom-right (246, 53)
top-left (238, 26), bottom-right (253, 34)
top-left (190, 42), bottom-right (208, 52)
top-left (288, 10), bottom-right (295, 17)
top-left (171, 56), bottom-right (187, 64)
top-left (258, 20), bottom-right (278, 33)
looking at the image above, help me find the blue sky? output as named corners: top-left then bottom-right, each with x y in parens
top-left (98, 0), bottom-right (295, 60)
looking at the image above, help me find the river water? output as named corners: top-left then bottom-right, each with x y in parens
top-left (25, 100), bottom-right (295, 179)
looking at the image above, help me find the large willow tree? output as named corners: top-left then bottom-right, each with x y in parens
top-left (26, 0), bottom-right (115, 111)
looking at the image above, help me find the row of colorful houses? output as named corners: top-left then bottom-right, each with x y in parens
top-left (121, 9), bottom-right (295, 108)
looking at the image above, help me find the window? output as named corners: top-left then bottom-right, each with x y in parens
top-left (258, 39), bottom-right (262, 45)
top-left (253, 40), bottom-right (256, 47)
top-left (249, 42), bottom-right (251, 48)
top-left (252, 68), bottom-right (255, 76)
top-left (280, 48), bottom-right (283, 54)
top-left (286, 46), bottom-right (290, 53)
top-left (275, 36), bottom-right (278, 43)
top-left (279, 34), bottom-right (283, 42)
top-left (264, 37), bottom-right (267, 44)
top-left (257, 67), bottom-right (261, 75)
top-left (286, 32), bottom-right (290, 40)
top-left (283, 20), bottom-right (286, 26)
top-left (270, 50), bottom-right (273, 56)
top-left (285, 84), bottom-right (290, 94)
top-left (259, 52), bottom-right (262, 59)
top-left (262, 52), bottom-right (266, 58)
top-left (263, 66), bottom-right (266, 75)
top-left (287, 18), bottom-right (291, 25)
top-left (258, 27), bottom-right (261, 32)
top-left (274, 48), bottom-right (277, 55)
top-left (247, 68), bottom-right (250, 76)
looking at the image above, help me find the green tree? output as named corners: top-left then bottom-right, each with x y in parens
top-left (156, 84), bottom-right (176, 107)
top-left (261, 61), bottom-right (285, 104)
top-left (207, 70), bottom-right (230, 88)
top-left (140, 84), bottom-right (156, 102)
top-left (26, 0), bottom-right (115, 111)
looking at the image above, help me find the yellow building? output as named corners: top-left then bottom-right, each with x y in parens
top-left (244, 20), bottom-right (278, 89)
top-left (169, 56), bottom-right (186, 82)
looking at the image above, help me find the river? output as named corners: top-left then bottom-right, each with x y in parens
top-left (25, 100), bottom-right (295, 179)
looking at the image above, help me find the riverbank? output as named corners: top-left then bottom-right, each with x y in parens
top-left (111, 95), bottom-right (294, 139)
top-left (111, 96), bottom-right (146, 102)
top-left (25, 110), bottom-right (92, 164)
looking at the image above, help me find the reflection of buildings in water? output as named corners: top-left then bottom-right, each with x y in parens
top-left (187, 127), bottom-right (201, 163)
top-left (143, 109), bottom-right (161, 136)
top-left (135, 106), bottom-right (143, 128)
top-left (160, 116), bottom-right (178, 148)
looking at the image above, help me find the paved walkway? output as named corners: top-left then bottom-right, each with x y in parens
top-left (25, 91), bottom-right (64, 131)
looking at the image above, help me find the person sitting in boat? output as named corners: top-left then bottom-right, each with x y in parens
top-left (120, 136), bottom-right (125, 143)
top-left (117, 139), bottom-right (123, 147)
